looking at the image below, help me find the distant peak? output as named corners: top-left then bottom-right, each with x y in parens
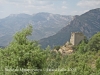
top-left (88, 8), bottom-right (100, 12)
top-left (9, 14), bottom-right (17, 17)
top-left (34, 12), bottom-right (52, 16)
top-left (8, 13), bottom-right (31, 18)
top-left (81, 8), bottom-right (100, 16)
top-left (36, 12), bottom-right (51, 14)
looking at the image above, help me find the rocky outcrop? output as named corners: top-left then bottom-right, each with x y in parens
top-left (58, 42), bottom-right (74, 55)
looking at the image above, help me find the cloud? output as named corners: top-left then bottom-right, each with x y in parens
top-left (62, 1), bottom-right (67, 5)
top-left (5, 0), bottom-right (24, 3)
top-left (0, 11), bottom-right (4, 13)
top-left (1, 0), bottom-right (54, 12)
top-left (24, 0), bottom-right (54, 13)
top-left (61, 1), bottom-right (68, 10)
top-left (77, 0), bottom-right (100, 8)
top-left (62, 6), bottom-right (67, 9)
top-left (3, 0), bottom-right (53, 6)
top-left (1, 0), bottom-right (99, 18)
top-left (0, 0), bottom-right (7, 4)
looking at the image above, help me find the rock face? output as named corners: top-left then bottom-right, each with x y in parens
top-left (58, 42), bottom-right (74, 55)
top-left (40, 8), bottom-right (100, 48)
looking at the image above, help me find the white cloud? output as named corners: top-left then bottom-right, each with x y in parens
top-left (5, 0), bottom-right (22, 2)
top-left (62, 6), bottom-right (67, 9)
top-left (3, 0), bottom-right (53, 6)
top-left (0, 11), bottom-right (4, 13)
top-left (62, 1), bottom-right (67, 5)
top-left (0, 0), bottom-right (54, 13)
top-left (62, 1), bottom-right (68, 10)
top-left (0, 0), bottom-right (7, 4)
top-left (77, 0), bottom-right (100, 8)
top-left (1, 0), bottom-right (99, 19)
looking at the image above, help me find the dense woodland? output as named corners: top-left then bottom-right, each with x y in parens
top-left (0, 26), bottom-right (100, 75)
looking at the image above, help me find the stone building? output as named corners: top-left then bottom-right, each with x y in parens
top-left (70, 32), bottom-right (85, 45)
top-left (55, 32), bottom-right (85, 55)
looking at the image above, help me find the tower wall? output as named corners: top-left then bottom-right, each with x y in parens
top-left (70, 32), bottom-right (84, 45)
top-left (70, 32), bottom-right (75, 45)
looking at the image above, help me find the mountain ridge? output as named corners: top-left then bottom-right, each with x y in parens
top-left (39, 8), bottom-right (100, 48)
top-left (0, 12), bottom-right (73, 46)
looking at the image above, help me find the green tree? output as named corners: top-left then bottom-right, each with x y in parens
top-left (96, 58), bottom-right (100, 70)
top-left (53, 45), bottom-right (60, 51)
top-left (75, 38), bottom-right (88, 53)
top-left (0, 25), bottom-right (47, 75)
top-left (87, 32), bottom-right (100, 52)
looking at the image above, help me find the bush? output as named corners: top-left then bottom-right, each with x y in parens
top-left (54, 45), bottom-right (60, 50)
top-left (87, 32), bottom-right (100, 52)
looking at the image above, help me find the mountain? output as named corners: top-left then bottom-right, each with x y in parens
top-left (0, 12), bottom-right (73, 46)
top-left (39, 8), bottom-right (100, 48)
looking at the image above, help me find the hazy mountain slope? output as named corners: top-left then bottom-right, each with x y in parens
top-left (0, 12), bottom-right (73, 46)
top-left (39, 8), bottom-right (100, 48)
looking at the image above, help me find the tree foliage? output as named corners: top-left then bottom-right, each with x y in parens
top-left (87, 32), bottom-right (100, 52)
top-left (0, 25), bottom-right (46, 75)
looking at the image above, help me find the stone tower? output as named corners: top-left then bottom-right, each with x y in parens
top-left (70, 32), bottom-right (85, 45)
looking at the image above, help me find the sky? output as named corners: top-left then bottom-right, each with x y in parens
top-left (0, 0), bottom-right (100, 19)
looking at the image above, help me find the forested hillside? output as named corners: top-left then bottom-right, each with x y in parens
top-left (0, 26), bottom-right (100, 75)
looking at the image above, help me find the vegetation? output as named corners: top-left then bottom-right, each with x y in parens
top-left (0, 26), bottom-right (100, 75)
top-left (87, 32), bottom-right (100, 52)
top-left (53, 45), bottom-right (61, 50)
